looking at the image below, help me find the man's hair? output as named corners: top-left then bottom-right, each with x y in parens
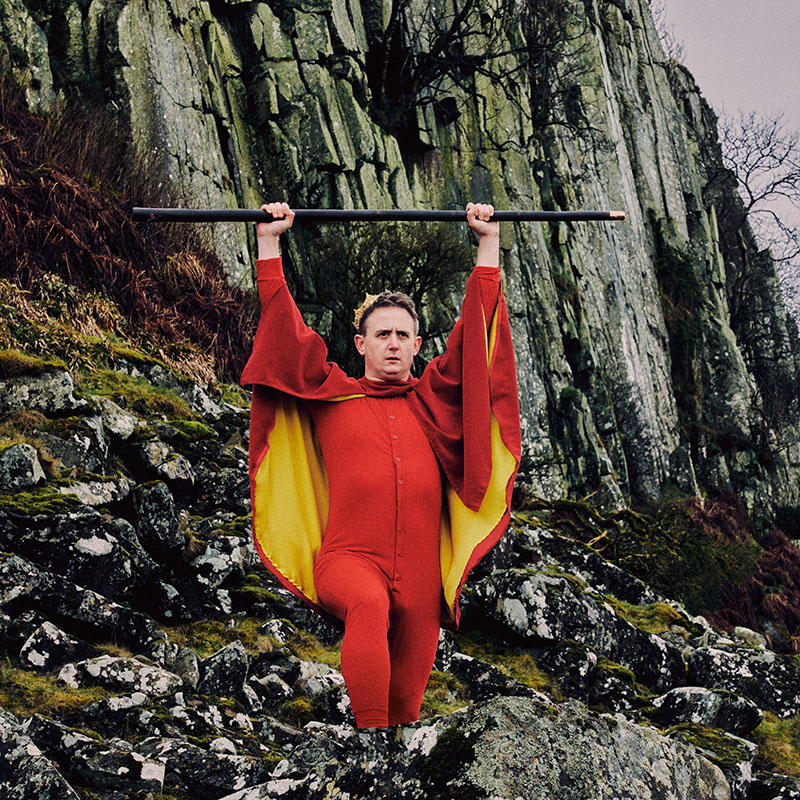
top-left (357, 291), bottom-right (419, 336)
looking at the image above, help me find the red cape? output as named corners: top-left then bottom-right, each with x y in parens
top-left (241, 258), bottom-right (520, 625)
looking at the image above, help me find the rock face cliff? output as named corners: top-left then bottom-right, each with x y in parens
top-left (2, 0), bottom-right (800, 515)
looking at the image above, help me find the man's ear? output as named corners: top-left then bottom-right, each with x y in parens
top-left (413, 336), bottom-right (422, 355)
top-left (354, 334), bottom-right (366, 355)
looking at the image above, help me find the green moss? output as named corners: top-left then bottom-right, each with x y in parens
top-left (0, 659), bottom-right (109, 716)
top-left (667, 722), bottom-right (752, 768)
top-left (595, 657), bottom-right (635, 685)
top-left (0, 484), bottom-right (83, 515)
top-left (606, 598), bottom-right (694, 636)
top-left (230, 584), bottom-right (284, 610)
top-left (169, 420), bottom-right (216, 440)
top-left (456, 630), bottom-right (559, 698)
top-left (287, 631), bottom-right (342, 668)
top-left (220, 383), bottom-right (250, 409)
top-left (752, 712), bottom-right (800, 778)
top-left (161, 618), bottom-right (277, 659)
top-left (0, 348), bottom-right (67, 379)
top-left (77, 368), bottom-right (194, 419)
top-left (275, 696), bottom-right (322, 727)
top-left (420, 670), bottom-right (468, 718)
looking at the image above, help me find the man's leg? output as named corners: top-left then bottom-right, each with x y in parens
top-left (314, 556), bottom-right (392, 727)
top-left (386, 590), bottom-right (442, 725)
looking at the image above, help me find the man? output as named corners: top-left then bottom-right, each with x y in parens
top-left (241, 201), bottom-right (520, 728)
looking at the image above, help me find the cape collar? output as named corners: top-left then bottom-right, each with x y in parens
top-left (357, 375), bottom-right (417, 397)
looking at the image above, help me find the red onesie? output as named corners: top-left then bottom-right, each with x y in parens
top-left (241, 257), bottom-right (520, 727)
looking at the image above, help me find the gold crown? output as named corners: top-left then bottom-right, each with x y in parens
top-left (353, 293), bottom-right (380, 330)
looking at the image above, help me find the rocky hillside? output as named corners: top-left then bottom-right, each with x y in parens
top-left (4, 0), bottom-right (800, 796)
top-left (2, 0), bottom-right (799, 515)
top-left (3, 348), bottom-right (800, 799)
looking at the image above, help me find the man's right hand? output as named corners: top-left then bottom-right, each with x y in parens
top-left (257, 202), bottom-right (295, 259)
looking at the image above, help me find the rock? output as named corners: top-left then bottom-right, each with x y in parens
top-left (23, 714), bottom-right (166, 794)
top-left (137, 737), bottom-right (273, 799)
top-left (688, 645), bottom-right (800, 717)
top-left (58, 474), bottom-right (132, 506)
top-left (587, 660), bottom-right (639, 712)
top-left (0, 369), bottom-right (86, 414)
top-left (0, 508), bottom-right (151, 601)
top-left (447, 652), bottom-right (543, 703)
top-left (733, 626), bottom-right (768, 648)
top-left (259, 618), bottom-right (296, 647)
top-left (528, 527), bottom-right (661, 606)
top-left (248, 672), bottom-right (295, 706)
top-left (132, 481), bottom-right (185, 556)
top-left (0, 554), bottom-right (159, 648)
top-left (134, 439), bottom-right (196, 488)
top-left (19, 621), bottom-right (81, 672)
top-left (537, 640), bottom-right (599, 700)
top-left (92, 395), bottom-right (143, 440)
top-left (0, 442), bottom-right (45, 487)
top-left (59, 655), bottom-right (183, 698)
top-left (197, 465), bottom-right (251, 514)
top-left (749, 772), bottom-right (800, 799)
top-left (293, 659), bottom-right (344, 697)
top-left (652, 686), bottom-right (763, 736)
top-left (668, 723), bottom-right (758, 800)
top-left (198, 640), bottom-right (250, 699)
top-left (174, 647), bottom-right (202, 689)
top-left (217, 696), bottom-right (731, 799)
top-left (0, 708), bottom-right (80, 799)
top-left (469, 567), bottom-right (685, 690)
top-left (191, 536), bottom-right (248, 593)
top-left (35, 415), bottom-right (107, 473)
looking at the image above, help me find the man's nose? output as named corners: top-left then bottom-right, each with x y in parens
top-left (388, 334), bottom-right (399, 348)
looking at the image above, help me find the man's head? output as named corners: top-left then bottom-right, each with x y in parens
top-left (354, 292), bottom-right (421, 383)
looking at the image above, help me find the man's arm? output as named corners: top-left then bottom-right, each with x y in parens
top-left (257, 201), bottom-right (295, 260)
top-left (466, 202), bottom-right (499, 268)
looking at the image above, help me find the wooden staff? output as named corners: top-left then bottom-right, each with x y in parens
top-left (131, 207), bottom-right (626, 223)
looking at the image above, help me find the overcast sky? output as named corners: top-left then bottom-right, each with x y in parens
top-left (660, 0), bottom-right (800, 124)
top-left (660, 0), bottom-right (800, 311)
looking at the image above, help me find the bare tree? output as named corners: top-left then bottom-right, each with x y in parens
top-left (363, 0), bottom-right (606, 153)
top-left (648, 0), bottom-right (686, 64)
top-left (720, 111), bottom-right (800, 321)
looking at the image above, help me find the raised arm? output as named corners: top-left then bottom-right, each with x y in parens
top-left (240, 202), bottom-right (353, 397)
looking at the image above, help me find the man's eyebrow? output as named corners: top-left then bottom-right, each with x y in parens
top-left (375, 327), bottom-right (411, 335)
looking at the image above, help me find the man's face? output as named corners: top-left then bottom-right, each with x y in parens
top-left (354, 306), bottom-right (421, 383)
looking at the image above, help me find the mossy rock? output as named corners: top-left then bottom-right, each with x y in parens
top-left (667, 722), bottom-right (755, 769)
top-left (0, 484), bottom-right (84, 515)
top-left (0, 348), bottom-right (67, 379)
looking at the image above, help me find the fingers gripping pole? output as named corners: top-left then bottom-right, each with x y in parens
top-left (131, 207), bottom-right (626, 223)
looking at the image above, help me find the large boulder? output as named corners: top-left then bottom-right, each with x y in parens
top-left (23, 714), bottom-right (166, 795)
top-left (0, 508), bottom-right (155, 601)
top-left (469, 567), bottom-right (685, 690)
top-left (198, 640), bottom-right (250, 699)
top-left (215, 696), bottom-right (731, 800)
top-left (652, 686), bottom-right (763, 736)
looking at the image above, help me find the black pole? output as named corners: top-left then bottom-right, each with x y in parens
top-left (131, 207), bottom-right (626, 223)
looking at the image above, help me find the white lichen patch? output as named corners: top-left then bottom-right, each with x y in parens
top-left (74, 536), bottom-right (114, 556)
